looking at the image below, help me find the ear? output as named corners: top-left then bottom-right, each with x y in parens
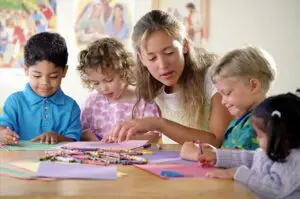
top-left (183, 39), bottom-right (189, 54)
top-left (62, 66), bottom-right (68, 77)
top-left (24, 65), bottom-right (29, 76)
top-left (249, 78), bottom-right (261, 93)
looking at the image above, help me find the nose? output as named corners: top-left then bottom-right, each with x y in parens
top-left (221, 96), bottom-right (227, 105)
top-left (40, 76), bottom-right (50, 85)
top-left (157, 56), bottom-right (168, 70)
top-left (99, 83), bottom-right (109, 93)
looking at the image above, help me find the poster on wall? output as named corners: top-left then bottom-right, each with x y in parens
top-left (75, 0), bottom-right (134, 51)
top-left (154, 0), bottom-right (209, 47)
top-left (0, 0), bottom-right (56, 68)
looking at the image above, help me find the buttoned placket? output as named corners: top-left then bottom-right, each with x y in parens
top-left (42, 98), bottom-right (50, 131)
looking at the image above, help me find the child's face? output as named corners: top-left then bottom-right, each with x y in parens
top-left (214, 76), bottom-right (258, 117)
top-left (25, 60), bottom-right (67, 97)
top-left (139, 30), bottom-right (187, 90)
top-left (85, 68), bottom-right (127, 101)
top-left (252, 116), bottom-right (268, 151)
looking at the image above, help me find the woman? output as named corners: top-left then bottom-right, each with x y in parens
top-left (110, 10), bottom-right (232, 146)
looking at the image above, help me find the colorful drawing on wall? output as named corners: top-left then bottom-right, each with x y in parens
top-left (75, 0), bottom-right (134, 50)
top-left (0, 0), bottom-right (56, 68)
top-left (155, 0), bottom-right (209, 46)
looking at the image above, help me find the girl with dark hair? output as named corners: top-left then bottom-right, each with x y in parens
top-left (196, 93), bottom-right (300, 199)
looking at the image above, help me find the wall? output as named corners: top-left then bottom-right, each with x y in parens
top-left (1, 0), bottom-right (299, 107)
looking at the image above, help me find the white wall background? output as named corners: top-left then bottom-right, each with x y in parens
top-left (1, 0), bottom-right (299, 107)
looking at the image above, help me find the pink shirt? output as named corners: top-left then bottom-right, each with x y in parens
top-left (80, 92), bottom-right (160, 139)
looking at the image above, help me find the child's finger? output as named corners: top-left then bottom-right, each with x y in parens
top-left (31, 135), bottom-right (42, 142)
top-left (50, 136), bottom-right (57, 144)
top-left (44, 136), bottom-right (50, 144)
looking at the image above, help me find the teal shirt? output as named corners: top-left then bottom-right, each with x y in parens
top-left (222, 112), bottom-right (259, 150)
top-left (0, 83), bottom-right (82, 141)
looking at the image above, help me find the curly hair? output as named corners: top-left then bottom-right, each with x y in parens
top-left (77, 37), bottom-right (136, 89)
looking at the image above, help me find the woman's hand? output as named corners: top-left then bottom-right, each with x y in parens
top-left (111, 118), bottom-right (158, 142)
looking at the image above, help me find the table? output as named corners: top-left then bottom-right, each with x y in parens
top-left (0, 145), bottom-right (259, 199)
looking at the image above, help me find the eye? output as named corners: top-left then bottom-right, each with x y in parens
top-left (105, 78), bottom-right (113, 82)
top-left (148, 56), bottom-right (156, 61)
top-left (33, 75), bottom-right (41, 78)
top-left (49, 75), bottom-right (59, 79)
top-left (165, 51), bottom-right (174, 55)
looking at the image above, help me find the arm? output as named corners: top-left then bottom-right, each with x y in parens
top-left (215, 149), bottom-right (255, 168)
top-left (112, 93), bottom-right (232, 145)
top-left (234, 152), bottom-right (300, 198)
top-left (152, 93), bottom-right (232, 145)
top-left (61, 102), bottom-right (82, 141)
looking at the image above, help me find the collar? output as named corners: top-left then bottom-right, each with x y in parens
top-left (24, 83), bottom-right (65, 105)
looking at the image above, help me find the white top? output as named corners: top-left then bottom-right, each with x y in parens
top-left (155, 71), bottom-right (217, 144)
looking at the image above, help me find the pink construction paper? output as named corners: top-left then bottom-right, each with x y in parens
top-left (37, 162), bottom-right (117, 180)
top-left (59, 140), bottom-right (149, 150)
top-left (135, 164), bottom-right (217, 179)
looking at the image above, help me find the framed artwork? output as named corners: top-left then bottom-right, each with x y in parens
top-left (153, 0), bottom-right (209, 46)
top-left (0, 0), bottom-right (57, 68)
top-left (75, 0), bottom-right (134, 50)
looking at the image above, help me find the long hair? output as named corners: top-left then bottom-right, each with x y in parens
top-left (252, 93), bottom-right (300, 162)
top-left (132, 10), bottom-right (216, 126)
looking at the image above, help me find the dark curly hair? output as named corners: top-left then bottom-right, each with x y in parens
top-left (24, 32), bottom-right (68, 68)
top-left (77, 37), bottom-right (136, 89)
top-left (252, 93), bottom-right (300, 162)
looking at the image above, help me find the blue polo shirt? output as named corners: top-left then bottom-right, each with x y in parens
top-left (0, 83), bottom-right (82, 141)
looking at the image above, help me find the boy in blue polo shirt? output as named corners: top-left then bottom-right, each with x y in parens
top-left (0, 32), bottom-right (82, 145)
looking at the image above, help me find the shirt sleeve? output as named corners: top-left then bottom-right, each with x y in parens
top-left (62, 102), bottom-right (82, 141)
top-left (0, 94), bottom-right (18, 132)
top-left (80, 95), bottom-right (94, 131)
top-left (234, 151), bottom-right (300, 199)
top-left (215, 149), bottom-right (255, 168)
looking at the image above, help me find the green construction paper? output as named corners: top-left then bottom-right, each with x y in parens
top-left (0, 140), bottom-right (64, 151)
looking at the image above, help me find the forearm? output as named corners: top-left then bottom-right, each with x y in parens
top-left (132, 132), bottom-right (161, 143)
top-left (155, 118), bottom-right (217, 145)
top-left (57, 134), bottom-right (76, 142)
top-left (215, 149), bottom-right (254, 168)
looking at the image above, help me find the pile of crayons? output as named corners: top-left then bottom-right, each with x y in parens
top-left (40, 148), bottom-right (152, 166)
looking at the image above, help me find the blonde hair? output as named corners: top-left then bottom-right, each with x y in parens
top-left (211, 46), bottom-right (277, 92)
top-left (132, 10), bottom-right (217, 126)
top-left (77, 37), bottom-right (136, 89)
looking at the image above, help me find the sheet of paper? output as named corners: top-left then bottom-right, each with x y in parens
top-left (59, 140), bottom-right (149, 150)
top-left (0, 163), bottom-right (36, 179)
top-left (1, 141), bottom-right (63, 151)
top-left (37, 162), bottom-right (117, 180)
top-left (135, 164), bottom-right (217, 179)
top-left (10, 161), bottom-right (40, 172)
top-left (143, 151), bottom-right (195, 164)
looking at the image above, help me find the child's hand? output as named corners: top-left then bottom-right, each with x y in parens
top-left (0, 127), bottom-right (19, 145)
top-left (198, 149), bottom-right (217, 167)
top-left (31, 132), bottom-right (59, 144)
top-left (206, 168), bottom-right (237, 180)
top-left (102, 135), bottom-right (117, 143)
top-left (180, 142), bottom-right (199, 161)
